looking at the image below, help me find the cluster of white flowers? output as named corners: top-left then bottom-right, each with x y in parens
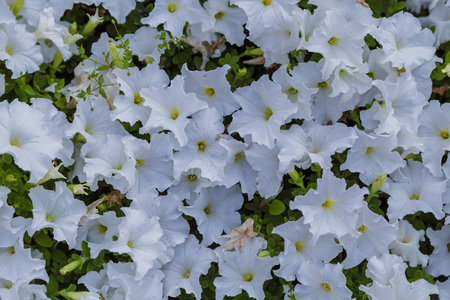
top-left (0, 0), bottom-right (450, 299)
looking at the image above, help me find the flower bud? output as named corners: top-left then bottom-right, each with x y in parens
top-left (82, 9), bottom-right (103, 36)
top-left (110, 42), bottom-right (124, 69)
top-left (258, 250), bottom-right (270, 257)
top-left (60, 256), bottom-right (87, 275)
top-left (8, 0), bottom-right (25, 16)
top-left (237, 68), bottom-right (247, 77)
top-left (67, 183), bottom-right (89, 195)
top-left (37, 163), bottom-right (66, 185)
top-left (370, 173), bottom-right (386, 195)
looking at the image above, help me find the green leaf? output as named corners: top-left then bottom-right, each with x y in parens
top-left (268, 200), bottom-right (286, 216)
top-left (34, 231), bottom-right (53, 248)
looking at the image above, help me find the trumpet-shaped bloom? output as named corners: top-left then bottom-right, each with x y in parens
top-left (179, 185), bottom-right (243, 246)
top-left (426, 225), bottom-right (450, 276)
top-left (181, 64), bottom-right (239, 116)
top-left (111, 65), bottom-right (169, 125)
top-left (293, 262), bottom-right (352, 300)
top-left (141, 0), bottom-right (209, 38)
top-left (83, 134), bottom-right (136, 193)
top-left (0, 23), bottom-right (43, 78)
top-left (340, 203), bottom-right (397, 269)
top-left (123, 133), bottom-right (174, 198)
top-left (418, 100), bottom-right (450, 177)
top-left (162, 235), bottom-right (217, 298)
top-left (229, 75), bottom-right (297, 149)
top-left (203, 0), bottom-right (247, 46)
top-left (0, 100), bottom-right (63, 183)
top-left (290, 169), bottom-right (367, 242)
top-left (109, 209), bottom-right (166, 280)
top-left (214, 237), bottom-right (279, 300)
top-left (373, 11), bottom-right (435, 70)
top-left (28, 182), bottom-right (87, 249)
top-left (386, 160), bottom-right (446, 221)
top-left (389, 220), bottom-right (428, 267)
top-left (140, 76), bottom-right (207, 146)
top-left (173, 108), bottom-right (228, 182)
top-left (273, 219), bottom-right (342, 281)
top-left (341, 130), bottom-right (405, 185)
top-left (305, 10), bottom-right (368, 78)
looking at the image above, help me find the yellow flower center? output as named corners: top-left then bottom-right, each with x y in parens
top-left (204, 87), bottom-right (216, 97)
top-left (366, 147), bottom-right (374, 155)
top-left (134, 93), bottom-right (145, 105)
top-left (242, 272), bottom-right (254, 282)
top-left (287, 87), bottom-right (298, 95)
top-left (167, 3), bottom-right (177, 13)
top-left (367, 72), bottom-right (375, 80)
top-left (357, 224), bottom-right (368, 233)
top-left (183, 270), bottom-right (191, 278)
top-left (46, 215), bottom-right (53, 222)
top-left (135, 159), bottom-right (144, 168)
top-left (440, 129), bottom-right (449, 140)
top-left (98, 223), bottom-right (108, 234)
top-left (295, 241), bottom-right (304, 252)
top-left (127, 240), bottom-right (133, 248)
top-left (5, 46), bottom-right (13, 56)
top-left (317, 81), bottom-right (329, 89)
top-left (197, 141), bottom-right (207, 152)
top-left (204, 205), bottom-right (211, 215)
top-left (8, 246), bottom-right (15, 255)
top-left (264, 107), bottom-right (273, 121)
top-left (170, 108), bottom-right (180, 120)
top-left (262, 0), bottom-right (272, 6)
top-left (321, 198), bottom-right (335, 210)
top-left (410, 194), bottom-right (420, 200)
top-left (9, 137), bottom-right (20, 147)
top-left (215, 11), bottom-right (225, 20)
top-left (328, 37), bottom-right (339, 45)
top-left (187, 174), bottom-right (198, 182)
top-left (234, 152), bottom-right (243, 162)
top-left (321, 283), bottom-right (331, 292)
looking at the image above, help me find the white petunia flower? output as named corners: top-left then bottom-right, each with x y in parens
top-left (111, 65), bottom-right (169, 125)
top-left (0, 23), bottom-right (43, 78)
top-left (0, 100), bottom-right (63, 183)
top-left (385, 160), bottom-right (446, 221)
top-left (180, 185), bottom-right (243, 246)
top-left (162, 235), bottom-right (217, 298)
top-left (28, 182), bottom-right (87, 249)
top-left (229, 75), bottom-right (297, 149)
top-left (181, 64), bottom-right (239, 116)
top-left (140, 75), bottom-right (207, 146)
top-left (214, 237), bottom-right (279, 300)
top-left (293, 261), bottom-right (352, 300)
top-left (291, 169), bottom-right (367, 242)
top-left (273, 218), bottom-right (342, 281)
top-left (109, 209), bottom-right (167, 280)
top-left (389, 220), bottom-right (428, 267)
top-left (426, 225), bottom-right (450, 276)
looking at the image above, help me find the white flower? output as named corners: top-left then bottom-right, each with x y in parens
top-left (141, 0), bottom-right (209, 38)
top-left (162, 235), bottom-right (217, 298)
top-left (28, 182), bottom-right (87, 249)
top-left (229, 75), bottom-right (297, 149)
top-left (111, 64), bottom-right (169, 125)
top-left (293, 262), bottom-right (352, 300)
top-left (214, 237), bottom-right (279, 300)
top-left (181, 64), bottom-right (239, 116)
top-left (109, 209), bottom-right (166, 280)
top-left (426, 225), bottom-right (450, 276)
top-left (389, 220), bottom-right (428, 267)
top-left (291, 169), bottom-right (367, 242)
top-left (173, 108), bottom-right (228, 182)
top-left (0, 100), bottom-right (63, 183)
top-left (0, 23), bottom-right (43, 78)
top-left (273, 218), bottom-right (342, 281)
top-left (140, 75), bottom-right (207, 146)
top-left (180, 185), bottom-right (243, 246)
